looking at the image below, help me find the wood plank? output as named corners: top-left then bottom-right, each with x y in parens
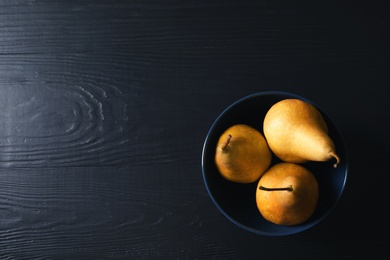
top-left (0, 0), bottom-right (388, 258)
top-left (0, 165), bottom-right (387, 259)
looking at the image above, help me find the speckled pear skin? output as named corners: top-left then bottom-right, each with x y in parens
top-left (263, 99), bottom-right (340, 167)
top-left (215, 124), bottom-right (272, 183)
top-left (256, 162), bottom-right (319, 226)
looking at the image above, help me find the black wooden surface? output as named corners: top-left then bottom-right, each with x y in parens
top-left (0, 0), bottom-right (389, 258)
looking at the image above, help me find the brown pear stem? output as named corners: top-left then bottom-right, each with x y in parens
top-left (330, 151), bottom-right (340, 168)
top-left (220, 134), bottom-right (232, 152)
top-left (259, 185), bottom-right (293, 192)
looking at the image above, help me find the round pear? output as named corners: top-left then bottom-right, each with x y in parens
top-left (215, 124), bottom-right (272, 183)
top-left (256, 162), bottom-right (319, 226)
top-left (263, 98), bottom-right (340, 168)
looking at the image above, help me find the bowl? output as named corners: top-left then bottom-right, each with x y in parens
top-left (201, 91), bottom-right (348, 236)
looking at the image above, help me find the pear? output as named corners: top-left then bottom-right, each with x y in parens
top-left (215, 124), bottom-right (272, 183)
top-left (256, 162), bottom-right (319, 226)
top-left (263, 98), bottom-right (340, 168)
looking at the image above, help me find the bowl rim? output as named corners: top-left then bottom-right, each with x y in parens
top-left (201, 90), bottom-right (349, 236)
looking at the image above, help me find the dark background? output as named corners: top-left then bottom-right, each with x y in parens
top-left (0, 0), bottom-right (388, 258)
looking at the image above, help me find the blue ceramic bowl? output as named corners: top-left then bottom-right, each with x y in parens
top-left (201, 91), bottom-right (348, 236)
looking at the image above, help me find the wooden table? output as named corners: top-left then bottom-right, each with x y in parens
top-left (0, 1), bottom-right (388, 258)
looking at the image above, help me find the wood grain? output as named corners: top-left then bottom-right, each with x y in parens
top-left (0, 0), bottom-right (388, 258)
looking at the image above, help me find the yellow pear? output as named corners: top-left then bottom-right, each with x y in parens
top-left (215, 124), bottom-right (272, 183)
top-left (263, 98), bottom-right (340, 168)
top-left (256, 162), bottom-right (319, 226)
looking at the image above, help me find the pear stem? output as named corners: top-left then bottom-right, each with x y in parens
top-left (330, 151), bottom-right (340, 168)
top-left (259, 185), bottom-right (293, 192)
top-left (220, 134), bottom-right (232, 152)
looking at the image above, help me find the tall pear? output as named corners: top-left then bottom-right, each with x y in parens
top-left (215, 124), bottom-right (272, 183)
top-left (263, 99), bottom-right (340, 168)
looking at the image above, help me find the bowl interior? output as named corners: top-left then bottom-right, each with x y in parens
top-left (202, 91), bottom-right (348, 236)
